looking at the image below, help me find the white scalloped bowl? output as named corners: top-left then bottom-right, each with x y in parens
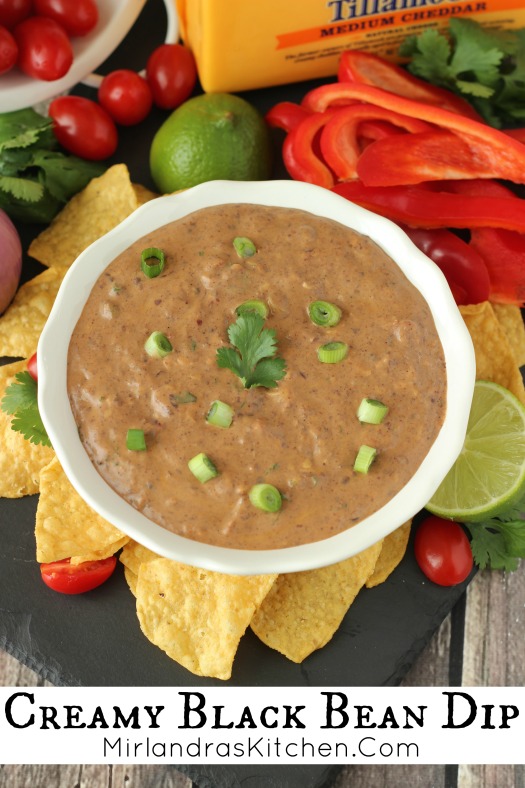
top-left (38, 180), bottom-right (475, 575)
top-left (0, 0), bottom-right (178, 112)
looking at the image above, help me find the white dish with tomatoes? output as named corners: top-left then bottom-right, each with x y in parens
top-left (0, 0), bottom-right (178, 112)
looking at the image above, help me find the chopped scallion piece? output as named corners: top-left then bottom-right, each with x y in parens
top-left (141, 247), bottom-right (165, 278)
top-left (206, 400), bottom-right (234, 428)
top-left (233, 236), bottom-right (257, 258)
top-left (317, 341), bottom-right (348, 364)
top-left (126, 429), bottom-right (146, 451)
top-left (308, 300), bottom-right (342, 327)
top-left (144, 331), bottom-right (173, 358)
top-left (188, 452), bottom-right (219, 483)
top-left (249, 483), bottom-right (282, 513)
top-left (354, 445), bottom-right (377, 474)
top-left (357, 398), bottom-right (389, 424)
top-left (235, 299), bottom-right (269, 319)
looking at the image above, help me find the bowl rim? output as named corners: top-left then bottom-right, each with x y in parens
top-left (38, 180), bottom-right (476, 575)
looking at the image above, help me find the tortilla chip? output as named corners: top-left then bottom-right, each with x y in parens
top-left (133, 183), bottom-right (158, 206)
top-left (35, 456), bottom-right (128, 563)
top-left (0, 268), bottom-right (66, 358)
top-left (136, 560), bottom-right (277, 680)
top-left (28, 164), bottom-right (139, 270)
top-left (250, 541), bottom-right (383, 663)
top-left (120, 539), bottom-right (159, 576)
top-left (492, 303), bottom-right (525, 368)
top-left (366, 520), bottom-right (411, 588)
top-left (124, 565), bottom-right (138, 597)
top-left (0, 360), bottom-right (55, 497)
top-left (460, 302), bottom-right (525, 404)
top-left (69, 538), bottom-right (130, 565)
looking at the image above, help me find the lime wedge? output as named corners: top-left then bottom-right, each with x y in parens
top-left (426, 380), bottom-right (525, 522)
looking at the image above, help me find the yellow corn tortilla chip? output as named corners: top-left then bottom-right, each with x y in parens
top-left (123, 565), bottom-right (138, 597)
top-left (492, 303), bottom-right (525, 368)
top-left (28, 164), bottom-right (139, 270)
top-left (250, 541), bottom-right (383, 663)
top-left (136, 560), bottom-right (277, 680)
top-left (460, 302), bottom-right (525, 404)
top-left (0, 267), bottom-right (66, 358)
top-left (35, 456), bottom-right (128, 563)
top-left (0, 360), bottom-right (55, 497)
top-left (133, 183), bottom-right (158, 206)
top-left (366, 520), bottom-right (411, 588)
top-left (120, 539), bottom-right (159, 576)
top-left (69, 537), bottom-right (130, 565)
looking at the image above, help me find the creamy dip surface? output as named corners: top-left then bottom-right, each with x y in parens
top-left (67, 204), bottom-right (446, 550)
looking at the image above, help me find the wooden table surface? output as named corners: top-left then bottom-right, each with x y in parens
top-left (1, 561), bottom-right (523, 788)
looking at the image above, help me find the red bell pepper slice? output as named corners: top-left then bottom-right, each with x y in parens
top-left (356, 128), bottom-right (525, 186)
top-left (302, 82), bottom-right (525, 185)
top-left (337, 50), bottom-right (483, 121)
top-left (439, 179), bottom-right (525, 305)
top-left (331, 181), bottom-right (525, 233)
top-left (319, 104), bottom-right (432, 181)
top-left (469, 227), bottom-right (525, 306)
top-left (265, 101), bottom-right (312, 133)
top-left (282, 110), bottom-right (338, 187)
top-left (403, 226), bottom-right (490, 306)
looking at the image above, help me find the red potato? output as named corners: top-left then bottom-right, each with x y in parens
top-left (0, 209), bottom-right (22, 315)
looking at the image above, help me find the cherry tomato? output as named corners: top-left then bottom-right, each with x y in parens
top-left (415, 516), bottom-right (473, 587)
top-left (49, 95), bottom-right (118, 160)
top-left (40, 556), bottom-right (117, 594)
top-left (0, 23), bottom-right (17, 74)
top-left (14, 16), bottom-right (73, 81)
top-left (146, 43), bottom-right (197, 110)
top-left (0, 0), bottom-right (32, 29)
top-left (33, 0), bottom-right (98, 37)
top-left (98, 69), bottom-right (153, 126)
top-left (27, 351), bottom-right (38, 381)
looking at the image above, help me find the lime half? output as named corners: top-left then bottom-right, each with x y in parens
top-left (427, 380), bottom-right (525, 522)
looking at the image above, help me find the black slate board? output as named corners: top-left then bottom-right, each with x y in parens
top-left (0, 2), bottom-right (475, 785)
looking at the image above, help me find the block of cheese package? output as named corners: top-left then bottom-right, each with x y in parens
top-left (175, 0), bottom-right (525, 93)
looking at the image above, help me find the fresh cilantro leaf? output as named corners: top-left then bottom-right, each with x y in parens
top-left (0, 175), bottom-right (44, 202)
top-left (30, 150), bottom-right (103, 203)
top-left (0, 371), bottom-right (51, 447)
top-left (0, 107), bottom-right (104, 223)
top-left (466, 523), bottom-right (520, 572)
top-left (216, 312), bottom-right (287, 389)
top-left (0, 108), bottom-right (53, 153)
top-left (401, 18), bottom-right (525, 128)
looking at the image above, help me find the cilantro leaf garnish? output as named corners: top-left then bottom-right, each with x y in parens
top-left (1, 371), bottom-right (51, 447)
top-left (216, 312), bottom-right (286, 389)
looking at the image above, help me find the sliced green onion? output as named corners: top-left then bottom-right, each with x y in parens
top-left (144, 331), bottom-right (173, 358)
top-left (354, 445), bottom-right (377, 474)
top-left (235, 299), bottom-right (269, 319)
top-left (206, 400), bottom-right (234, 428)
top-left (188, 452), bottom-right (219, 483)
top-left (233, 236), bottom-right (257, 258)
top-left (357, 398), bottom-right (389, 425)
top-left (308, 300), bottom-right (342, 327)
top-left (126, 429), bottom-right (146, 451)
top-left (141, 247), bottom-right (165, 278)
top-left (317, 341), bottom-right (348, 364)
top-left (249, 483), bottom-right (282, 513)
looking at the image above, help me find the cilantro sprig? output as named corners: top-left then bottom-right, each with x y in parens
top-left (0, 108), bottom-right (104, 224)
top-left (1, 371), bottom-right (51, 447)
top-left (464, 495), bottom-right (525, 572)
top-left (400, 18), bottom-right (525, 128)
top-left (216, 311), bottom-right (286, 389)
